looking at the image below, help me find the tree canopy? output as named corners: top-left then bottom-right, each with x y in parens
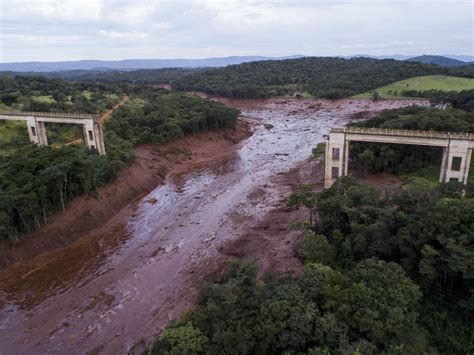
top-left (106, 88), bottom-right (239, 145)
top-left (172, 57), bottom-right (455, 99)
top-left (151, 176), bottom-right (473, 354)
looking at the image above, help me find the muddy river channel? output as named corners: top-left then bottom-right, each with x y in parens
top-left (0, 98), bottom-right (428, 354)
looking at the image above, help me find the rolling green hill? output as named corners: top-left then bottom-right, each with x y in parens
top-left (352, 75), bottom-right (474, 99)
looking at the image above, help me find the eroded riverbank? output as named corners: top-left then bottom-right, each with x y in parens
top-left (0, 121), bottom-right (252, 270)
top-left (0, 98), bottom-right (429, 354)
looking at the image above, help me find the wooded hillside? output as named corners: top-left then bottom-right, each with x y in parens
top-left (172, 57), bottom-right (451, 99)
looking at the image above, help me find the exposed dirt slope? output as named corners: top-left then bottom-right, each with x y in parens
top-left (0, 121), bottom-right (252, 270)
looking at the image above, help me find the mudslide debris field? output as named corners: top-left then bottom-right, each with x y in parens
top-left (0, 98), bottom-right (428, 354)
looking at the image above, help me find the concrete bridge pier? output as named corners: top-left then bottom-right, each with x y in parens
top-left (83, 121), bottom-right (106, 155)
top-left (324, 131), bottom-right (348, 188)
top-left (26, 116), bottom-right (48, 146)
top-left (440, 139), bottom-right (472, 184)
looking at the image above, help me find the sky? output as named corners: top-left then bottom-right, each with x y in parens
top-left (0, 0), bottom-right (472, 63)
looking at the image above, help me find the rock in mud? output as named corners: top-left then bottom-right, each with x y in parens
top-left (146, 197), bottom-right (158, 204)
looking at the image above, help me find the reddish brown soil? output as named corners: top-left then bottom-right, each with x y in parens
top-left (0, 120), bottom-right (252, 270)
top-left (220, 158), bottom-right (324, 278)
top-left (98, 95), bottom-right (129, 124)
top-left (350, 167), bottom-right (404, 188)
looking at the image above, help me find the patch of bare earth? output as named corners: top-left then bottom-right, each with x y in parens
top-left (220, 158), bottom-right (324, 278)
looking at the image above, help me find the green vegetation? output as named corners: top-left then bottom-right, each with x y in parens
top-left (403, 89), bottom-right (474, 112)
top-left (0, 139), bottom-right (133, 242)
top-left (0, 75), bottom-right (125, 155)
top-left (32, 95), bottom-right (56, 104)
top-left (151, 177), bottom-right (473, 354)
top-left (172, 57), bottom-right (455, 99)
top-left (0, 76), bottom-right (240, 242)
top-left (0, 121), bottom-right (29, 156)
top-left (46, 123), bottom-right (84, 145)
top-left (352, 75), bottom-right (474, 99)
top-left (14, 68), bottom-right (202, 85)
top-left (348, 106), bottom-right (474, 184)
top-left (107, 88), bottom-right (239, 145)
top-left (449, 64), bottom-right (474, 78)
top-left (0, 74), bottom-right (123, 113)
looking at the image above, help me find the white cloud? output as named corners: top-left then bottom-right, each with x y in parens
top-left (99, 30), bottom-right (149, 41)
top-left (341, 41), bottom-right (416, 50)
top-left (0, 0), bottom-right (472, 62)
top-left (2, 0), bottom-right (101, 22)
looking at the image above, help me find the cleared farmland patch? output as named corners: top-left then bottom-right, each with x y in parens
top-left (353, 75), bottom-right (474, 99)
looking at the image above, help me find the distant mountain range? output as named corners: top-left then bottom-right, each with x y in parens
top-left (0, 54), bottom-right (472, 72)
top-left (404, 55), bottom-right (471, 67)
top-left (350, 54), bottom-right (473, 67)
top-left (0, 55), bottom-right (303, 72)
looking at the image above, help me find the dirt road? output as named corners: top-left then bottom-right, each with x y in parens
top-left (0, 98), bottom-right (429, 354)
top-left (99, 95), bottom-right (129, 124)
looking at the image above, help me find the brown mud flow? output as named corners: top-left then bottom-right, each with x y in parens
top-left (0, 98), bottom-right (428, 354)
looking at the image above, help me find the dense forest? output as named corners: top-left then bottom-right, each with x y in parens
top-left (0, 76), bottom-right (239, 242)
top-left (0, 68), bottom-right (201, 85)
top-left (449, 64), bottom-right (474, 79)
top-left (106, 87), bottom-right (238, 145)
top-left (151, 176), bottom-right (473, 354)
top-left (0, 139), bottom-right (132, 242)
top-left (172, 57), bottom-right (467, 99)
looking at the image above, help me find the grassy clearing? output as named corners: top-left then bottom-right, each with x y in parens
top-left (352, 75), bottom-right (474, 99)
top-left (398, 160), bottom-right (474, 185)
top-left (107, 93), bottom-right (119, 101)
top-left (45, 123), bottom-right (84, 145)
top-left (82, 90), bottom-right (92, 99)
top-left (399, 165), bottom-right (440, 185)
top-left (32, 95), bottom-right (56, 103)
top-left (0, 121), bottom-right (28, 142)
top-left (127, 97), bottom-right (146, 108)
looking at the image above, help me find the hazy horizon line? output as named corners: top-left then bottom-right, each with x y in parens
top-left (2, 53), bottom-right (474, 65)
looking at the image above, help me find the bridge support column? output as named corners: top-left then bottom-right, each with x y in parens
top-left (439, 147), bottom-right (448, 183)
top-left (94, 123), bottom-right (106, 156)
top-left (324, 131), bottom-right (348, 188)
top-left (37, 121), bottom-right (48, 145)
top-left (440, 139), bottom-right (472, 184)
top-left (83, 121), bottom-right (106, 155)
top-left (26, 116), bottom-right (48, 146)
